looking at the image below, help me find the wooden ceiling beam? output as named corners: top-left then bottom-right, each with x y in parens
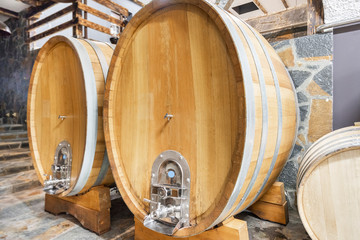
top-left (27, 18), bottom-right (77, 43)
top-left (17, 0), bottom-right (50, 7)
top-left (78, 17), bottom-right (111, 35)
top-left (24, 1), bottom-right (55, 19)
top-left (130, 0), bottom-right (145, 7)
top-left (253, 0), bottom-right (268, 14)
top-left (91, 0), bottom-right (129, 17)
top-left (77, 2), bottom-right (125, 26)
top-left (26, 4), bottom-right (74, 31)
top-left (246, 4), bottom-right (307, 34)
top-left (18, 0), bottom-right (37, 7)
top-left (281, 0), bottom-right (289, 9)
top-left (224, 0), bottom-right (234, 11)
top-left (0, 7), bottom-right (20, 19)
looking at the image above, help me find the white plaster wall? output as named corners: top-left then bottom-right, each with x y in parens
top-left (323, 0), bottom-right (360, 24)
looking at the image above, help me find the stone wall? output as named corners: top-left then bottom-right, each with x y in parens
top-left (0, 15), bottom-right (38, 125)
top-left (272, 33), bottom-right (333, 209)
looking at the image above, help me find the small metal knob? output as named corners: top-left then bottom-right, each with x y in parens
top-left (164, 113), bottom-right (173, 121)
top-left (158, 187), bottom-right (171, 198)
top-left (58, 115), bottom-right (66, 120)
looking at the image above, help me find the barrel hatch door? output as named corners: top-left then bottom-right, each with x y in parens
top-left (144, 150), bottom-right (191, 235)
top-left (43, 140), bottom-right (72, 194)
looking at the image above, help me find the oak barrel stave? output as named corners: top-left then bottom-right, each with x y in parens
top-left (28, 36), bottom-right (115, 196)
top-left (297, 126), bottom-right (360, 240)
top-left (297, 126), bottom-right (359, 183)
top-left (104, 0), bottom-right (297, 236)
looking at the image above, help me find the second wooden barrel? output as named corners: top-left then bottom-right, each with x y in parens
top-left (297, 126), bottom-right (360, 240)
top-left (27, 36), bottom-right (115, 196)
top-left (104, 0), bottom-right (297, 237)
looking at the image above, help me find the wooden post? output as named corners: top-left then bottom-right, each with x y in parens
top-left (44, 186), bottom-right (111, 235)
top-left (307, 0), bottom-right (324, 35)
top-left (84, 0), bottom-right (88, 39)
top-left (248, 182), bottom-right (289, 225)
top-left (72, 1), bottom-right (83, 38)
top-left (134, 217), bottom-right (249, 240)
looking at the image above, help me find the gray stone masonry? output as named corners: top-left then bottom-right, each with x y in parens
top-left (0, 14), bottom-right (38, 125)
top-left (272, 33), bottom-right (333, 209)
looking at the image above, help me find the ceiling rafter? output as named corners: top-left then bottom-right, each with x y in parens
top-left (246, 5), bottom-right (307, 34)
top-left (253, 0), bottom-right (268, 14)
top-left (224, 0), bottom-right (234, 11)
top-left (24, 1), bottom-right (55, 19)
top-left (281, 0), bottom-right (289, 8)
top-left (129, 0), bottom-right (145, 7)
top-left (0, 7), bottom-right (20, 19)
top-left (17, 0), bottom-right (50, 7)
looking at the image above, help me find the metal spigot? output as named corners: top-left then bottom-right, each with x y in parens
top-left (144, 198), bottom-right (181, 221)
top-left (164, 113), bottom-right (173, 121)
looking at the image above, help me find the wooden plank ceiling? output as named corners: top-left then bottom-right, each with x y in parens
top-left (0, 0), bottom-right (308, 22)
top-left (227, 0), bottom-right (307, 20)
top-left (0, 1), bottom-right (29, 22)
top-left (0, 0), bottom-right (57, 22)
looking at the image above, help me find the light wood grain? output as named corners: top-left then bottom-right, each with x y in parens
top-left (28, 36), bottom-right (114, 197)
top-left (248, 200), bottom-right (289, 225)
top-left (248, 182), bottom-right (289, 225)
top-left (57, 186), bottom-right (111, 211)
top-left (297, 126), bottom-right (360, 240)
top-left (103, 0), bottom-right (297, 236)
top-left (45, 186), bottom-right (111, 234)
top-left (134, 216), bottom-right (249, 240)
top-left (257, 182), bottom-right (285, 205)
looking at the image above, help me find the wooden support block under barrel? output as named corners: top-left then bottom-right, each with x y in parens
top-left (44, 186), bottom-right (111, 235)
top-left (134, 182), bottom-right (287, 239)
top-left (134, 216), bottom-right (249, 240)
top-left (248, 182), bottom-right (289, 225)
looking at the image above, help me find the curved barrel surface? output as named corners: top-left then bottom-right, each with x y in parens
top-left (297, 126), bottom-right (360, 240)
top-left (104, 0), bottom-right (297, 236)
top-left (28, 36), bottom-right (114, 196)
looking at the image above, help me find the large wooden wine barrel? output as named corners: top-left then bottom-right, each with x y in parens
top-left (27, 36), bottom-right (115, 196)
top-left (297, 126), bottom-right (360, 240)
top-left (104, 0), bottom-right (297, 236)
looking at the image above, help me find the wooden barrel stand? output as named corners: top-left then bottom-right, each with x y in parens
top-left (248, 182), bottom-right (289, 225)
top-left (135, 217), bottom-right (249, 240)
top-left (135, 182), bottom-right (288, 240)
top-left (44, 186), bottom-right (111, 235)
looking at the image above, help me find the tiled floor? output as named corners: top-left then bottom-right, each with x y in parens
top-left (0, 186), bottom-right (310, 240)
top-left (237, 211), bottom-right (311, 240)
